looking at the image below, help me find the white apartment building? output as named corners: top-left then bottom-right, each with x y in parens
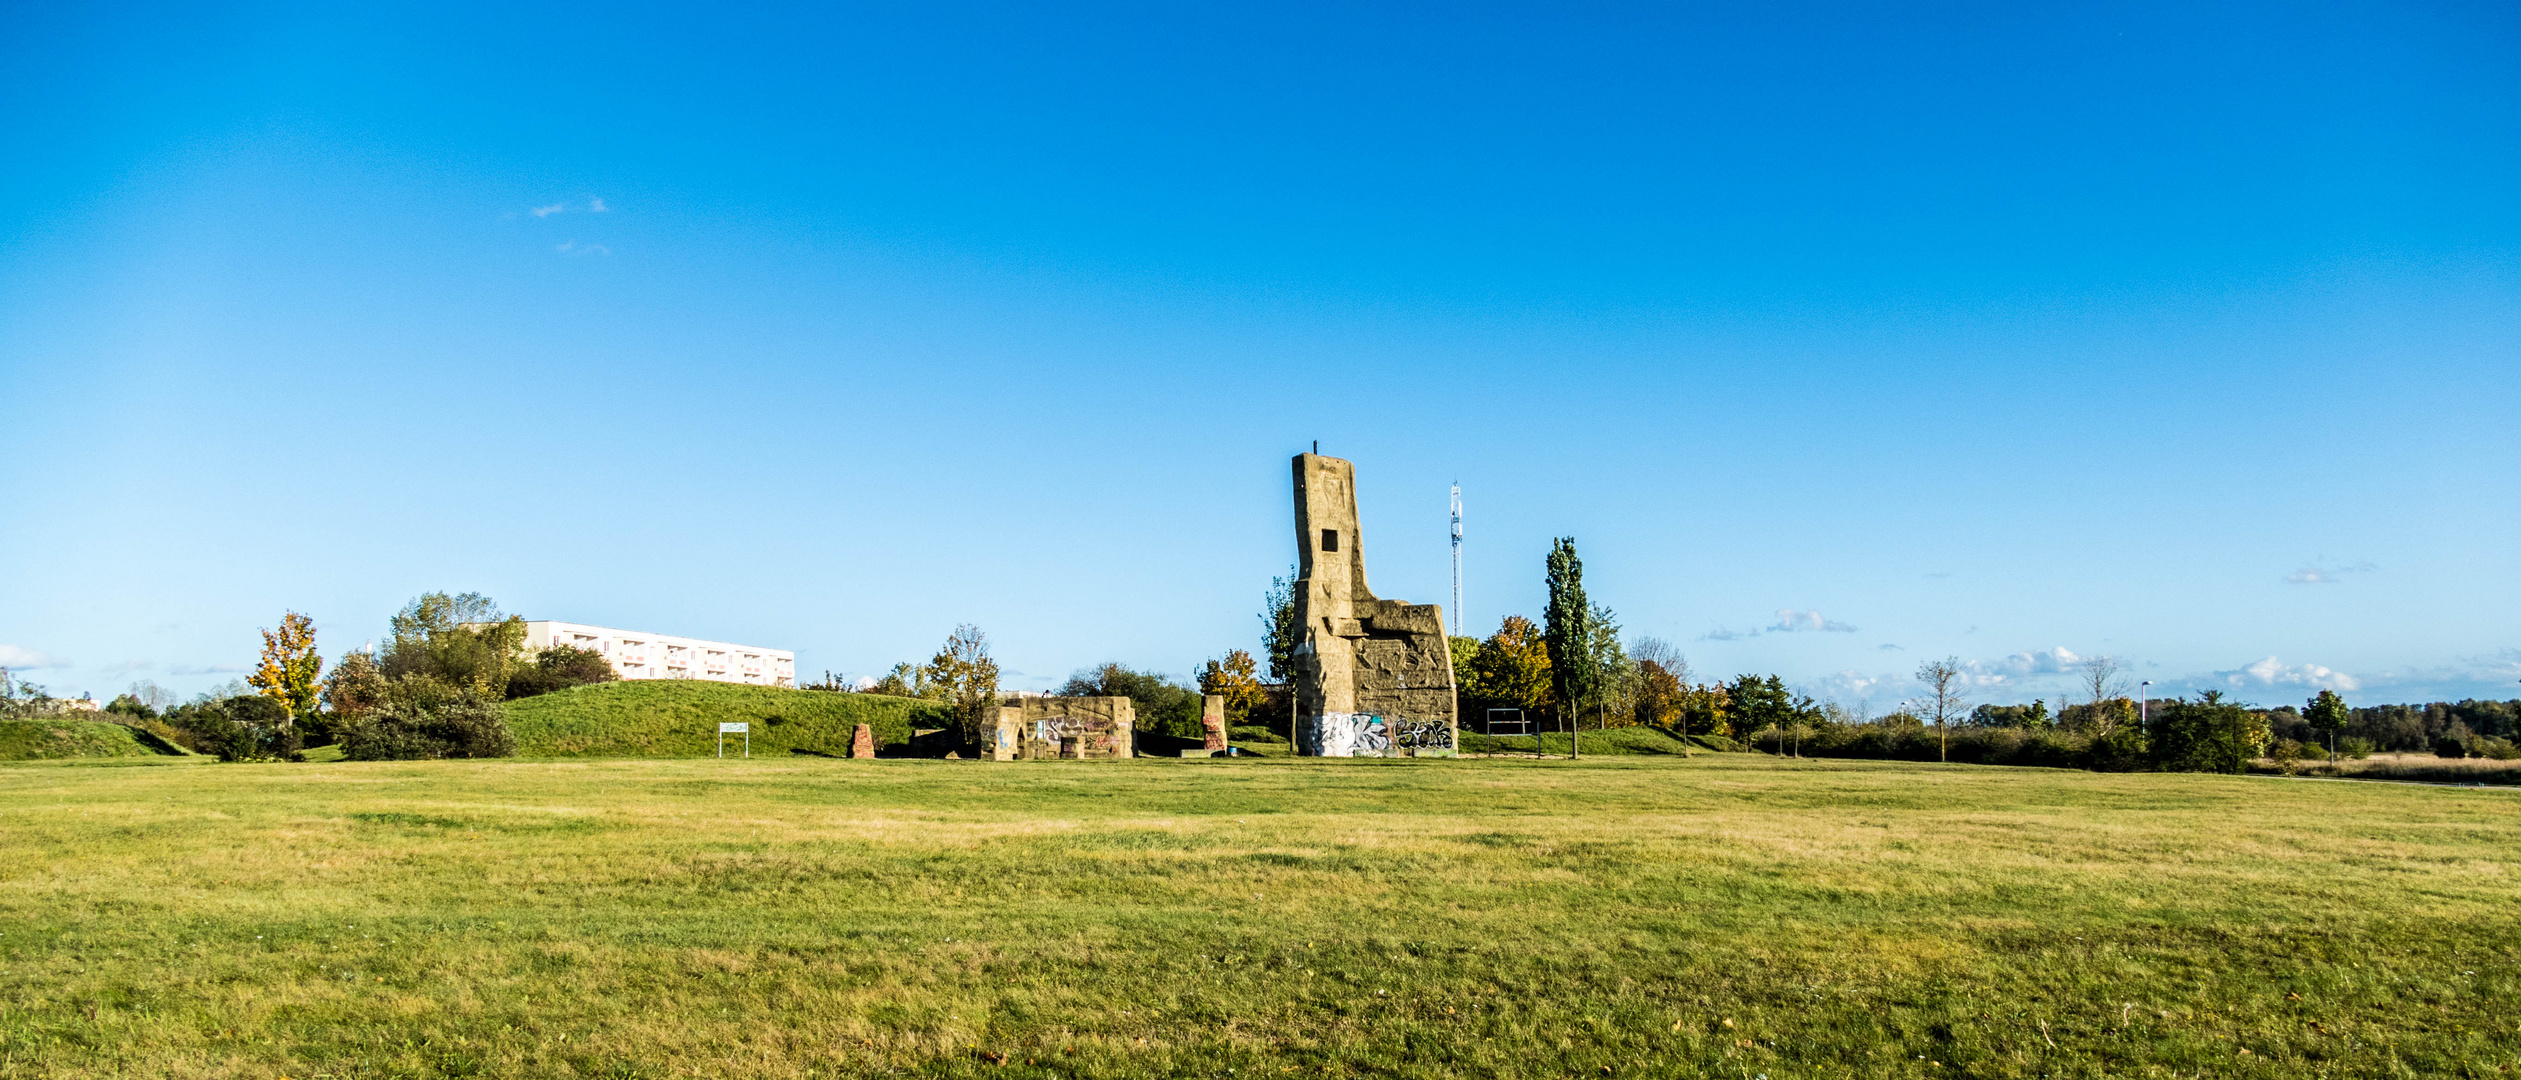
top-left (523, 621), bottom-right (796, 688)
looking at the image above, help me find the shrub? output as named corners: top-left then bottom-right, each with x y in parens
top-left (2338, 736), bottom-right (2375, 760)
top-left (2480, 737), bottom-right (2521, 761)
top-left (505, 645), bottom-right (618, 700)
top-left (2087, 723), bottom-right (2150, 771)
top-left (344, 694), bottom-right (515, 760)
top-left (2434, 734), bottom-right (2471, 759)
top-left (2268, 738), bottom-right (2305, 774)
top-left (169, 695), bottom-right (301, 762)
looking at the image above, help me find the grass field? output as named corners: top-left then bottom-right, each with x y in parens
top-left (1, 754), bottom-right (2514, 1079)
top-left (503, 682), bottom-right (948, 757)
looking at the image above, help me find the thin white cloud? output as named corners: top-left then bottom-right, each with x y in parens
top-left (165, 663), bottom-right (248, 676)
top-left (1700, 627), bottom-right (1755, 642)
top-left (1768, 609), bottom-right (1857, 633)
top-left (97, 660), bottom-right (155, 677)
top-left (2216, 656), bottom-right (2360, 692)
top-left (588, 197), bottom-right (608, 212)
top-left (1877, 643), bottom-right (1904, 651)
top-left (0, 645), bottom-right (62, 669)
top-left (1987, 646), bottom-right (2085, 678)
top-left (531, 203), bottom-right (567, 218)
top-left (2284, 559), bottom-right (2376, 585)
top-left (556, 241), bottom-right (612, 256)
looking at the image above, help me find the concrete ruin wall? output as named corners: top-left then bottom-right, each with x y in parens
top-left (988, 695), bottom-right (1136, 760)
top-left (1290, 452), bottom-right (1459, 756)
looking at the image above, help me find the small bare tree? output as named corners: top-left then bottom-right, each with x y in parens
top-left (1912, 656), bottom-right (1970, 763)
top-left (1628, 637), bottom-right (1689, 686)
top-left (924, 624), bottom-right (1002, 754)
top-left (2079, 655), bottom-right (2124, 707)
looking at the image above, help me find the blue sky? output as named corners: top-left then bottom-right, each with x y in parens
top-left (3, 0), bottom-right (2516, 710)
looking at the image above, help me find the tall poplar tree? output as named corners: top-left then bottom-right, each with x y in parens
top-left (1543, 538), bottom-right (1594, 758)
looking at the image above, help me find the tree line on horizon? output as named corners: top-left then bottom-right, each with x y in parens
top-left (13, 573), bottom-right (2513, 770)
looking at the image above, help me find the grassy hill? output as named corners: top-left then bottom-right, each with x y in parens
top-left (0, 718), bottom-right (167, 759)
top-left (502, 680), bottom-right (950, 757)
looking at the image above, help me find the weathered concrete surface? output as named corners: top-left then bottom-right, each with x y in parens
top-left (991, 695), bottom-right (1137, 760)
top-left (1200, 694), bottom-right (1227, 752)
top-left (850, 723), bottom-right (874, 759)
top-left (1291, 453), bottom-right (1458, 755)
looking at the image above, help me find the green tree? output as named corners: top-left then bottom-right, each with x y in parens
top-left (867, 662), bottom-right (927, 698)
top-left (322, 650), bottom-right (392, 722)
top-left (1260, 567), bottom-right (1298, 683)
top-left (2304, 688), bottom-right (2350, 762)
top-left (504, 645), bottom-right (619, 699)
top-left (1448, 635), bottom-right (1480, 679)
top-left (1726, 675), bottom-right (1797, 748)
top-left (923, 624), bottom-right (1002, 752)
top-left (2148, 690), bottom-right (2271, 773)
top-left (248, 611), bottom-right (324, 728)
top-left (1543, 538), bottom-right (1595, 756)
top-left (380, 592), bottom-right (528, 699)
top-left (1585, 604), bottom-right (1632, 729)
top-left (1063, 662), bottom-right (1202, 738)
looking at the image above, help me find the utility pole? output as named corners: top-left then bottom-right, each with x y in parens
top-left (1449, 483), bottom-right (1463, 638)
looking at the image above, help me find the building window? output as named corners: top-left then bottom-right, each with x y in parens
top-left (1320, 529), bottom-right (1338, 552)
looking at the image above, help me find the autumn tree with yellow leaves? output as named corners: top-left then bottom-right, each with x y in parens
top-left (1197, 648), bottom-right (1268, 727)
top-left (248, 611), bottom-right (323, 729)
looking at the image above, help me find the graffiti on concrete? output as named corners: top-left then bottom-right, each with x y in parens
top-left (1392, 717), bottom-right (1454, 752)
top-left (1302, 711), bottom-right (1390, 757)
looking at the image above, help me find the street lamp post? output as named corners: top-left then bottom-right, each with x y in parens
top-left (2139, 681), bottom-right (2151, 729)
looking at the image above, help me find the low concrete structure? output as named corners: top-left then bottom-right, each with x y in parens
top-left (523, 621), bottom-right (795, 687)
top-left (988, 694), bottom-right (1136, 760)
top-left (851, 724), bottom-right (874, 759)
top-left (1290, 453), bottom-right (1459, 756)
top-left (1201, 694), bottom-right (1227, 753)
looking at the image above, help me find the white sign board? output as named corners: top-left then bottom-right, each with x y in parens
top-left (720, 722), bottom-right (749, 733)
top-left (717, 721), bottom-right (750, 758)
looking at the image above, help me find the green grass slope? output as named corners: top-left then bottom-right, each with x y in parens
top-left (0, 718), bottom-right (162, 759)
top-left (503, 680), bottom-right (949, 757)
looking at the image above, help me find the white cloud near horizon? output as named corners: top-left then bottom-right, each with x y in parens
top-left (588, 197), bottom-right (608, 212)
top-left (1769, 609), bottom-right (1857, 633)
top-left (2214, 656), bottom-right (2360, 692)
top-left (531, 202), bottom-right (567, 217)
top-left (556, 241), bottom-right (611, 256)
top-left (0, 645), bottom-right (63, 669)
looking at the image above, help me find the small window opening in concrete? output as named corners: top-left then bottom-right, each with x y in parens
top-left (1321, 529), bottom-right (1339, 552)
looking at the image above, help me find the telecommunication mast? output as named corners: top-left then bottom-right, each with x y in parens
top-left (1449, 483), bottom-right (1464, 637)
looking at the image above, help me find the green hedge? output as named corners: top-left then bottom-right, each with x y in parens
top-left (503, 680), bottom-right (949, 758)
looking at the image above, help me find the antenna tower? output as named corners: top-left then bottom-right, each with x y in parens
top-left (1449, 483), bottom-right (1464, 636)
